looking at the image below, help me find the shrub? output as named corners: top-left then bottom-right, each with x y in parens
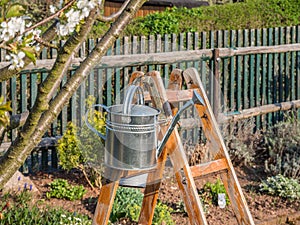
top-left (110, 187), bottom-right (174, 224)
top-left (259, 174), bottom-right (300, 200)
top-left (123, 0), bottom-right (300, 36)
top-left (223, 119), bottom-right (260, 166)
top-left (57, 96), bottom-right (105, 189)
top-left (263, 115), bottom-right (300, 180)
top-left (46, 179), bottom-right (86, 201)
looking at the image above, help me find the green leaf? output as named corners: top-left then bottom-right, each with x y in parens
top-left (6, 4), bottom-right (26, 18)
top-left (22, 47), bottom-right (36, 65)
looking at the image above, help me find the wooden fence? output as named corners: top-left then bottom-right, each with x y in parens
top-left (1, 25), bottom-right (300, 172)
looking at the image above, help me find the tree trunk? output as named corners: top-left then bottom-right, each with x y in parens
top-left (0, 0), bottom-right (147, 189)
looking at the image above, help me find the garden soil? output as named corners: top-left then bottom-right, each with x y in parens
top-left (27, 162), bottom-right (300, 225)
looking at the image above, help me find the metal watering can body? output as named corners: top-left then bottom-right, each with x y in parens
top-left (86, 85), bottom-right (204, 171)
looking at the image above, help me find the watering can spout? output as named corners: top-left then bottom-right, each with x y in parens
top-left (156, 90), bottom-right (204, 158)
top-left (192, 90), bottom-right (205, 106)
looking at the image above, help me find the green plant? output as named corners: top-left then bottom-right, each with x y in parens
top-left (110, 187), bottom-right (174, 224)
top-left (123, 0), bottom-right (300, 36)
top-left (0, 96), bottom-right (12, 127)
top-left (263, 115), bottom-right (300, 180)
top-left (57, 96), bottom-right (106, 190)
top-left (259, 174), bottom-right (300, 200)
top-left (152, 201), bottom-right (174, 225)
top-left (223, 119), bottom-right (260, 166)
top-left (199, 179), bottom-right (230, 207)
top-left (0, 191), bottom-right (91, 225)
top-left (46, 179), bottom-right (86, 201)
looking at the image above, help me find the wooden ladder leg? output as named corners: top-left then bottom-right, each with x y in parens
top-left (183, 67), bottom-right (255, 225)
top-left (139, 71), bottom-right (207, 225)
top-left (138, 71), bottom-right (171, 224)
top-left (92, 181), bottom-right (119, 225)
top-left (168, 129), bottom-right (208, 225)
top-left (138, 143), bottom-right (168, 224)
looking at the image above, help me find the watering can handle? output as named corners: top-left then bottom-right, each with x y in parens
top-left (123, 85), bottom-right (144, 115)
top-left (85, 104), bottom-right (107, 141)
top-left (156, 90), bottom-right (205, 158)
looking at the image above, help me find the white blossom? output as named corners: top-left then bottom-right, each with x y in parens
top-left (50, 5), bottom-right (57, 14)
top-left (0, 17), bottom-right (26, 42)
top-left (0, 21), bottom-right (14, 41)
top-left (66, 8), bottom-right (81, 26)
top-left (8, 51), bottom-right (26, 70)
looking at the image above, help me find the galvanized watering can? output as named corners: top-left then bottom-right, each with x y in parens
top-left (86, 85), bottom-right (204, 171)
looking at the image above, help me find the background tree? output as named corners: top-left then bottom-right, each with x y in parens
top-left (0, 0), bottom-right (147, 189)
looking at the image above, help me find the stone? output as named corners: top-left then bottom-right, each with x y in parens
top-left (2, 170), bottom-right (39, 193)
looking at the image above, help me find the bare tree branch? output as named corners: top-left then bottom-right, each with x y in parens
top-left (98, 0), bottom-right (131, 22)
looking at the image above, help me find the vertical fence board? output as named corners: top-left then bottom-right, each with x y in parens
top-left (200, 32), bottom-right (207, 88)
top-left (171, 33), bottom-right (177, 71)
top-left (155, 34), bottom-right (162, 72)
top-left (267, 28), bottom-right (273, 125)
top-left (70, 71), bottom-right (77, 122)
top-left (209, 30), bottom-right (214, 107)
top-left (123, 36), bottom-right (130, 88)
top-left (242, 29), bottom-right (249, 110)
top-left (10, 76), bottom-right (17, 140)
top-left (249, 29), bottom-right (255, 109)
top-left (290, 26), bottom-right (296, 101)
top-left (236, 30), bottom-right (242, 111)
top-left (297, 26), bottom-right (300, 118)
top-left (255, 29), bottom-right (261, 129)
top-left (20, 74), bottom-right (27, 112)
top-left (193, 32), bottom-right (200, 70)
top-left (88, 39), bottom-right (95, 97)
top-left (106, 47), bottom-right (112, 106)
top-left (284, 27), bottom-right (290, 102)
top-left (221, 30), bottom-right (233, 111)
top-left (60, 75), bottom-right (68, 134)
top-left (163, 34), bottom-right (170, 86)
top-left (228, 30), bottom-right (234, 111)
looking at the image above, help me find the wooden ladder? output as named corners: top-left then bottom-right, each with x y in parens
top-left (92, 68), bottom-right (255, 225)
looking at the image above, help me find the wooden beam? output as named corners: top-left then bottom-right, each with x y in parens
top-left (219, 43), bottom-right (300, 57)
top-left (190, 158), bottom-right (228, 179)
top-left (220, 99), bottom-right (300, 123)
top-left (1, 43), bottom-right (300, 71)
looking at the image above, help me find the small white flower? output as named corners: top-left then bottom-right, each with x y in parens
top-left (0, 21), bottom-right (13, 41)
top-left (80, 7), bottom-right (90, 19)
top-left (77, 0), bottom-right (87, 9)
top-left (8, 51), bottom-right (26, 70)
top-left (50, 5), bottom-right (56, 14)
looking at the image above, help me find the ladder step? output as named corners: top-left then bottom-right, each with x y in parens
top-left (190, 158), bottom-right (228, 179)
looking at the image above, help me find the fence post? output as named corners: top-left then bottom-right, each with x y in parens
top-left (213, 48), bottom-right (221, 121)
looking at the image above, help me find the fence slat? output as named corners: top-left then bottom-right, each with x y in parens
top-left (200, 32), bottom-right (207, 87)
top-left (267, 28), bottom-right (273, 125)
top-left (255, 29), bottom-right (261, 129)
top-left (243, 29), bottom-right (249, 109)
top-left (163, 34), bottom-right (170, 86)
top-left (290, 26), bottom-right (296, 101)
top-left (297, 26), bottom-right (300, 118)
top-left (88, 39), bottom-right (95, 97)
top-left (228, 30), bottom-right (234, 111)
top-left (236, 30), bottom-right (242, 111)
